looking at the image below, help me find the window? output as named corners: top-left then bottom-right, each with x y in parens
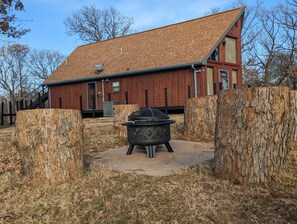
top-left (112, 81), bottom-right (120, 92)
top-left (219, 70), bottom-right (229, 89)
top-left (225, 37), bottom-right (237, 63)
top-left (209, 47), bottom-right (219, 61)
top-left (207, 67), bottom-right (214, 95)
top-left (232, 70), bottom-right (238, 88)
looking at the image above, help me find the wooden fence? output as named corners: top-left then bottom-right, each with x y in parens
top-left (1, 101), bottom-right (16, 126)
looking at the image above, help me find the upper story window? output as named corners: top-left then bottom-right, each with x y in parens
top-left (225, 37), bottom-right (237, 63)
top-left (112, 81), bottom-right (120, 92)
top-left (209, 47), bottom-right (219, 61)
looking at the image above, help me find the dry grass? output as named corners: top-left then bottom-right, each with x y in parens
top-left (0, 115), bottom-right (296, 223)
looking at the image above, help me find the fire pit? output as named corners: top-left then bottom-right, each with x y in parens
top-left (121, 108), bottom-right (176, 158)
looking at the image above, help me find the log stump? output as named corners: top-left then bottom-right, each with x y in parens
top-left (288, 90), bottom-right (297, 162)
top-left (215, 87), bottom-right (295, 184)
top-left (15, 109), bottom-right (84, 185)
top-left (184, 96), bottom-right (217, 141)
top-left (113, 104), bottom-right (139, 138)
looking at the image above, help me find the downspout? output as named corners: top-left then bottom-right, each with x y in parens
top-left (191, 64), bottom-right (198, 97)
top-left (48, 87), bottom-right (52, 108)
top-left (101, 79), bottom-right (105, 103)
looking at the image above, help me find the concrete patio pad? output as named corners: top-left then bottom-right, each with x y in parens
top-left (88, 140), bottom-right (214, 176)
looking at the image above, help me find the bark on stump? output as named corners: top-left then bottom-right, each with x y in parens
top-left (288, 90), bottom-right (297, 162)
top-left (15, 109), bottom-right (84, 185)
top-left (113, 104), bottom-right (139, 138)
top-left (184, 96), bottom-right (217, 141)
top-left (215, 87), bottom-right (296, 184)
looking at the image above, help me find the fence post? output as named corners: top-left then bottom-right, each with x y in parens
top-left (145, 90), bottom-right (148, 107)
top-left (92, 95), bottom-right (96, 118)
top-left (9, 101), bottom-right (12, 125)
top-left (1, 102), bottom-right (4, 126)
top-left (59, 97), bottom-right (62, 108)
top-left (79, 95), bottom-right (83, 116)
top-left (164, 88), bottom-right (168, 114)
top-left (125, 91), bottom-right (128, 104)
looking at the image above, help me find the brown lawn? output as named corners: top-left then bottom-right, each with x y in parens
top-left (0, 115), bottom-right (296, 223)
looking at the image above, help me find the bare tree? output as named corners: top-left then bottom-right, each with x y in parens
top-left (29, 49), bottom-right (65, 82)
top-left (251, 9), bottom-right (283, 86)
top-left (0, 44), bottom-right (31, 105)
top-left (275, 0), bottom-right (297, 89)
top-left (64, 5), bottom-right (134, 43)
top-left (0, 0), bottom-right (30, 38)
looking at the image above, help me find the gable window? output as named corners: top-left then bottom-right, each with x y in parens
top-left (209, 47), bottom-right (219, 61)
top-left (112, 81), bottom-right (120, 92)
top-left (225, 37), bottom-right (237, 63)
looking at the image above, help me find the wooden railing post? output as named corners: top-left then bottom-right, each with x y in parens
top-left (125, 91), bottom-right (128, 104)
top-left (219, 83), bottom-right (223, 91)
top-left (79, 95), bottom-right (83, 116)
top-left (188, 85), bottom-right (191, 99)
top-left (59, 97), bottom-right (62, 109)
top-left (164, 88), bottom-right (168, 114)
top-left (145, 90), bottom-right (148, 107)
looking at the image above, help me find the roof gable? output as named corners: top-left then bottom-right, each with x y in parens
top-left (45, 7), bottom-right (245, 84)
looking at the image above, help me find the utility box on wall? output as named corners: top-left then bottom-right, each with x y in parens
top-left (103, 101), bottom-right (120, 117)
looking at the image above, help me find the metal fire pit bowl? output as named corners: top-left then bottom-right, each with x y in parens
top-left (121, 108), bottom-right (176, 158)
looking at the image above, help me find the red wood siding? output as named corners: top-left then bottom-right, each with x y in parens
top-left (49, 68), bottom-right (196, 110)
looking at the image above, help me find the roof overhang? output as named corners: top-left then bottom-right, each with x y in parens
top-left (44, 62), bottom-right (205, 86)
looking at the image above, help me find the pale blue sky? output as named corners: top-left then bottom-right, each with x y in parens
top-left (7, 0), bottom-right (282, 55)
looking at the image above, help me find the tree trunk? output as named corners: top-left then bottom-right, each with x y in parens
top-left (215, 87), bottom-right (295, 184)
top-left (15, 109), bottom-right (84, 185)
top-left (184, 96), bottom-right (217, 141)
top-left (113, 104), bottom-right (139, 138)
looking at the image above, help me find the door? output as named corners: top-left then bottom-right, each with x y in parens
top-left (87, 82), bottom-right (97, 110)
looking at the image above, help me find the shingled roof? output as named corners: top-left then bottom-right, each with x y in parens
top-left (45, 7), bottom-right (245, 85)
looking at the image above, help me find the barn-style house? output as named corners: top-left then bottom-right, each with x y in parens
top-left (45, 7), bottom-right (245, 116)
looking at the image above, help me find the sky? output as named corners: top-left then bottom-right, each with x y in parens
top-left (5, 0), bottom-right (282, 56)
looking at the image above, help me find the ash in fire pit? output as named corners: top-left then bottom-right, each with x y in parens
top-left (121, 108), bottom-right (176, 158)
